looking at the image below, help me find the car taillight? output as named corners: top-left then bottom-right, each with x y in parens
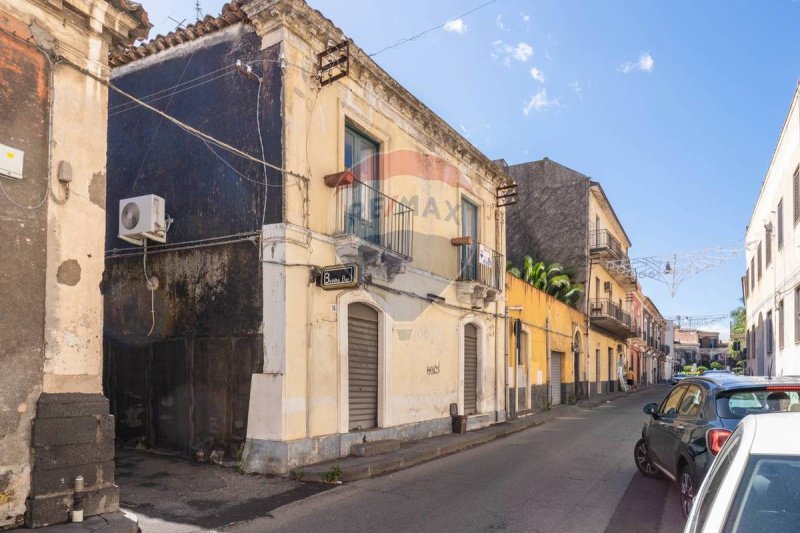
top-left (707, 429), bottom-right (733, 456)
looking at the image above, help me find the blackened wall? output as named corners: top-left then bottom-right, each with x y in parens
top-left (0, 22), bottom-right (49, 527)
top-left (106, 25), bottom-right (283, 244)
top-left (506, 158), bottom-right (590, 286)
top-left (103, 25), bottom-right (278, 456)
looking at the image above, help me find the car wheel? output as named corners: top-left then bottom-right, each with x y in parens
top-left (679, 464), bottom-right (696, 519)
top-left (634, 438), bottom-right (662, 479)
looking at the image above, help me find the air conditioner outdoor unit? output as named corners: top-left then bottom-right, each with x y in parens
top-left (118, 194), bottom-right (167, 245)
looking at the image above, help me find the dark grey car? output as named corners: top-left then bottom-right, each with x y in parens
top-left (633, 375), bottom-right (800, 519)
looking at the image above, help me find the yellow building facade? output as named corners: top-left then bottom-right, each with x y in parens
top-left (587, 184), bottom-right (638, 395)
top-left (506, 275), bottom-right (586, 411)
top-left (239, 0), bottom-right (513, 474)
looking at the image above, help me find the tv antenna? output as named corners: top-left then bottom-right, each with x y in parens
top-left (195, 0), bottom-right (203, 20)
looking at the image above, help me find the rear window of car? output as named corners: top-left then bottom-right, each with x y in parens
top-left (716, 390), bottom-right (800, 419)
top-left (723, 455), bottom-right (800, 532)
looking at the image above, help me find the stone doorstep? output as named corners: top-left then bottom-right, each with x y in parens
top-left (296, 388), bottom-right (647, 483)
top-left (350, 439), bottom-right (400, 457)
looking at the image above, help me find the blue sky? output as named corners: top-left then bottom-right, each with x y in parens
top-left (146, 1), bottom-right (800, 335)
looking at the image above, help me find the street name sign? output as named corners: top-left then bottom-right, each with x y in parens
top-left (319, 264), bottom-right (360, 290)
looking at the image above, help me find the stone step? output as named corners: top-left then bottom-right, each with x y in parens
top-left (350, 439), bottom-right (401, 457)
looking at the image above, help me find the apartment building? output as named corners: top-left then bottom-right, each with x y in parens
top-left (744, 83), bottom-right (800, 377)
top-left (507, 158), bottom-right (641, 397)
top-left (103, 0), bottom-right (512, 475)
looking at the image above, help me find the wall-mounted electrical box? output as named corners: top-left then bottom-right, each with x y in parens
top-left (0, 143), bottom-right (24, 180)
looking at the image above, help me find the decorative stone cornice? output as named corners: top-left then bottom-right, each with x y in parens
top-left (243, 0), bottom-right (513, 190)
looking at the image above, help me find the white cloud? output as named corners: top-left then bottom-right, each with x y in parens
top-left (522, 13), bottom-right (530, 22)
top-left (620, 52), bottom-right (655, 74)
top-left (512, 42), bottom-right (533, 61)
top-left (444, 18), bottom-right (467, 34)
top-left (459, 123), bottom-right (474, 139)
top-left (529, 67), bottom-right (546, 83)
top-left (492, 40), bottom-right (534, 65)
top-left (496, 14), bottom-right (507, 31)
top-left (522, 89), bottom-right (560, 115)
top-left (569, 81), bottom-right (582, 100)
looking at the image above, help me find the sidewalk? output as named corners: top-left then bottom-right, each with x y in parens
top-left (299, 387), bottom-right (656, 483)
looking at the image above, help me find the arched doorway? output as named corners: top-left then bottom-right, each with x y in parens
top-left (348, 303), bottom-right (379, 431)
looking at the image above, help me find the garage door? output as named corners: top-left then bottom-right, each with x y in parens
top-left (464, 324), bottom-right (478, 415)
top-left (550, 352), bottom-right (562, 406)
top-left (349, 303), bottom-right (379, 431)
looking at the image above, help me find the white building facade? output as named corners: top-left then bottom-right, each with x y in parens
top-left (744, 83), bottom-right (800, 377)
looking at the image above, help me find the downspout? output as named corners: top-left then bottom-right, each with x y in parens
top-left (585, 185), bottom-right (592, 398)
top-left (497, 205), bottom-right (507, 421)
top-left (545, 308), bottom-right (551, 407)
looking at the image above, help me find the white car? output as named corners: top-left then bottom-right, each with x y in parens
top-left (684, 412), bottom-right (800, 532)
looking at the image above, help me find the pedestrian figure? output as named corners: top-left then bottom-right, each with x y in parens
top-left (625, 367), bottom-right (636, 391)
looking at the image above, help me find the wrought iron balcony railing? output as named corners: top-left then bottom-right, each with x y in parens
top-left (335, 178), bottom-right (414, 259)
top-left (589, 229), bottom-right (623, 259)
top-left (457, 240), bottom-right (503, 291)
top-left (589, 299), bottom-right (633, 329)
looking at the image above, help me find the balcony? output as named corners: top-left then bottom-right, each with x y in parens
top-left (455, 240), bottom-right (502, 308)
top-left (589, 299), bottom-right (636, 339)
top-left (334, 178), bottom-right (413, 281)
top-left (589, 229), bottom-right (623, 259)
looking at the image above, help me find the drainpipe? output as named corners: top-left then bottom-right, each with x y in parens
top-left (585, 189), bottom-right (593, 399)
top-left (503, 304), bottom-right (509, 421)
top-left (71, 475), bottom-right (84, 522)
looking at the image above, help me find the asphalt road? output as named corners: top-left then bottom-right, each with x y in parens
top-left (226, 387), bottom-right (685, 533)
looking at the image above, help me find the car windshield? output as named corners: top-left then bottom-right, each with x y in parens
top-left (717, 390), bottom-right (800, 419)
top-left (724, 455), bottom-right (800, 532)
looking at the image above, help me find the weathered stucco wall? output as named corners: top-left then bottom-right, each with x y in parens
top-left (0, 0), bottom-right (143, 527)
top-left (0, 12), bottom-right (50, 527)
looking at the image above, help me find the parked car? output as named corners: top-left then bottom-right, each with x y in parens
top-left (671, 372), bottom-right (688, 385)
top-left (701, 369), bottom-right (733, 376)
top-left (684, 412), bottom-right (800, 532)
top-left (633, 375), bottom-right (800, 518)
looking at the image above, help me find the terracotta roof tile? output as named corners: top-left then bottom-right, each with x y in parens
top-left (109, 1), bottom-right (249, 67)
top-left (106, 0), bottom-right (152, 43)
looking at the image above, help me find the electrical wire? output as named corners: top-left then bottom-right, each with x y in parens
top-left (106, 231), bottom-right (261, 258)
top-left (255, 70), bottom-right (269, 227)
top-left (109, 70), bottom-right (236, 117)
top-left (143, 239), bottom-right (157, 337)
top-left (369, 0), bottom-right (499, 57)
top-left (0, 27), bottom-right (55, 211)
top-left (129, 50), bottom-right (196, 195)
top-left (108, 64), bottom-right (235, 112)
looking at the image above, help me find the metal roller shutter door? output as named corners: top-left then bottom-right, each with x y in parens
top-left (464, 324), bottom-right (478, 415)
top-left (349, 303), bottom-right (379, 431)
top-left (550, 354), bottom-right (562, 406)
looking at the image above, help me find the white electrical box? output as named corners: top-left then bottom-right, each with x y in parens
top-left (118, 194), bottom-right (167, 245)
top-left (0, 143), bottom-right (24, 180)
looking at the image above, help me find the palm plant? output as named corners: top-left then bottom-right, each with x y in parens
top-left (507, 256), bottom-right (585, 307)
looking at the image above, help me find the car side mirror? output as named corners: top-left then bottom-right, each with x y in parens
top-left (643, 403), bottom-right (659, 417)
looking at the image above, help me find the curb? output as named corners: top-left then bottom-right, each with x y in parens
top-left (298, 386), bottom-right (659, 483)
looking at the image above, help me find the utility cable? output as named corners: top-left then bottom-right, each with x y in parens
top-left (369, 0), bottom-right (499, 57)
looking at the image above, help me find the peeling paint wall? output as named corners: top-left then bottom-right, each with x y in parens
top-left (0, 0), bottom-right (139, 527)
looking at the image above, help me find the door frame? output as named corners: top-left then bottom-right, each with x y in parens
top-left (337, 291), bottom-right (393, 434)
top-left (458, 316), bottom-right (485, 416)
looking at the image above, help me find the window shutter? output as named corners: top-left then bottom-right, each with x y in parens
top-left (794, 166), bottom-right (800, 225)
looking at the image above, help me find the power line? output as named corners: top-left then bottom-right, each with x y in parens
top-left (369, 0), bottom-right (499, 57)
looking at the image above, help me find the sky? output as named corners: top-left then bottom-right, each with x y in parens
top-left (144, 1), bottom-right (800, 338)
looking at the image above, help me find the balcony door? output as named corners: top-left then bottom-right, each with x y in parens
top-left (344, 127), bottom-right (380, 244)
top-left (461, 199), bottom-right (479, 280)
